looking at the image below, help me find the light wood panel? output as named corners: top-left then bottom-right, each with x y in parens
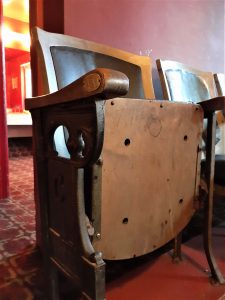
top-left (93, 98), bottom-right (203, 259)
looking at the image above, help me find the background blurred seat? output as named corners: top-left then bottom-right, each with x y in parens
top-left (156, 60), bottom-right (225, 195)
top-left (157, 58), bottom-right (225, 285)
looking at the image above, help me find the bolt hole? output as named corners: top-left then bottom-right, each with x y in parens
top-left (122, 218), bottom-right (128, 224)
top-left (111, 101), bottom-right (115, 105)
top-left (124, 138), bottom-right (131, 146)
top-left (179, 198), bottom-right (183, 204)
top-left (184, 135), bottom-right (188, 141)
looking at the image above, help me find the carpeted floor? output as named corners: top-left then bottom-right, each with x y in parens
top-left (0, 154), bottom-right (47, 300)
top-left (1, 138), bottom-right (225, 299)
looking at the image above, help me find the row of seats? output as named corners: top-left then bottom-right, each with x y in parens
top-left (156, 59), bottom-right (225, 193)
top-left (25, 27), bottom-right (225, 299)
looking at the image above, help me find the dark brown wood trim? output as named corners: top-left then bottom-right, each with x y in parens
top-left (29, 0), bottom-right (64, 97)
top-left (29, 0), bottom-right (64, 33)
top-left (43, 0), bottom-right (64, 34)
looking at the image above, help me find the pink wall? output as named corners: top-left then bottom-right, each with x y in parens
top-left (64, 0), bottom-right (224, 98)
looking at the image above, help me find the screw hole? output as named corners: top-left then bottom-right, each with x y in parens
top-left (124, 138), bottom-right (131, 146)
top-left (122, 218), bottom-right (128, 224)
top-left (179, 198), bottom-right (183, 204)
top-left (184, 135), bottom-right (188, 141)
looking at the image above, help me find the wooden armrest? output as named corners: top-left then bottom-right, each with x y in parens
top-left (198, 96), bottom-right (225, 113)
top-left (25, 68), bottom-right (129, 110)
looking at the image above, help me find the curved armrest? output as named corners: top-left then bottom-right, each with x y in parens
top-left (198, 96), bottom-right (225, 113)
top-left (25, 68), bottom-right (129, 110)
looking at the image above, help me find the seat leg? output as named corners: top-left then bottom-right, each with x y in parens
top-left (204, 112), bottom-right (225, 284)
top-left (203, 188), bottom-right (225, 284)
top-left (172, 232), bottom-right (182, 263)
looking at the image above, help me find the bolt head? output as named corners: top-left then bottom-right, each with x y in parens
top-left (96, 233), bottom-right (101, 239)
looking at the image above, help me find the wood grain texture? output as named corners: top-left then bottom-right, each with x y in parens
top-left (92, 98), bottom-right (203, 259)
top-left (25, 68), bottom-right (129, 110)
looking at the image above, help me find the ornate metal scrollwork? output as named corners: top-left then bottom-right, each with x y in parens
top-left (66, 129), bottom-right (92, 161)
top-left (44, 101), bottom-right (104, 168)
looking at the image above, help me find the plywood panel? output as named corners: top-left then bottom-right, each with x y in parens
top-left (93, 99), bottom-right (203, 259)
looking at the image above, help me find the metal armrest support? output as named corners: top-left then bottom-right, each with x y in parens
top-left (198, 96), bottom-right (225, 114)
top-left (198, 96), bottom-right (225, 284)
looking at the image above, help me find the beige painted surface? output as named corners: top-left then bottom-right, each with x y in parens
top-left (93, 98), bottom-right (203, 259)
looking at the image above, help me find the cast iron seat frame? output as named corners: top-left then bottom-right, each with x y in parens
top-left (214, 73), bottom-right (225, 194)
top-left (25, 28), bottom-right (225, 299)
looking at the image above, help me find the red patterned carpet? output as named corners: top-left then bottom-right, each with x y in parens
top-left (1, 139), bottom-right (225, 299)
top-left (0, 154), bottom-right (46, 300)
